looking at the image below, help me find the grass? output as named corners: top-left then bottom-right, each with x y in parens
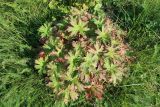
top-left (108, 46), bottom-right (160, 106)
top-left (103, 0), bottom-right (160, 106)
top-left (0, 0), bottom-right (55, 106)
top-left (104, 0), bottom-right (160, 49)
top-left (0, 0), bottom-right (160, 106)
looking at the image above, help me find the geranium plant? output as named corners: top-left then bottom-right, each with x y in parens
top-left (35, 4), bottom-right (131, 104)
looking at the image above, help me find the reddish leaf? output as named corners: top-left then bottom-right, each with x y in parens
top-left (49, 51), bottom-right (57, 56)
top-left (85, 93), bottom-right (92, 100)
top-left (39, 51), bottom-right (45, 58)
top-left (91, 84), bottom-right (103, 100)
top-left (55, 58), bottom-right (66, 63)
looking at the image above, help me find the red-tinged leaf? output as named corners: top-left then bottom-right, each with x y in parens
top-left (85, 13), bottom-right (92, 20)
top-left (55, 58), bottom-right (66, 63)
top-left (118, 47), bottom-right (127, 56)
top-left (39, 51), bottom-right (45, 58)
top-left (91, 84), bottom-right (103, 100)
top-left (80, 72), bottom-right (90, 83)
top-left (49, 51), bottom-right (57, 56)
top-left (67, 84), bottom-right (79, 101)
top-left (46, 82), bottom-right (54, 89)
top-left (95, 92), bottom-right (103, 100)
top-left (105, 18), bottom-right (111, 27)
top-left (85, 93), bottom-right (92, 100)
top-left (84, 85), bottom-right (91, 91)
top-left (99, 72), bottom-right (106, 81)
top-left (81, 16), bottom-right (89, 22)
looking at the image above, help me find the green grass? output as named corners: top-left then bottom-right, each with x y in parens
top-left (104, 0), bottom-right (160, 49)
top-left (103, 0), bottom-right (160, 106)
top-left (0, 0), bottom-right (55, 106)
top-left (108, 46), bottom-right (160, 107)
top-left (0, 0), bottom-right (160, 106)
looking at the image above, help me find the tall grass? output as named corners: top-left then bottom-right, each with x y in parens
top-left (103, 0), bottom-right (160, 106)
top-left (107, 46), bottom-right (160, 106)
top-left (104, 0), bottom-right (160, 49)
top-left (0, 0), bottom-right (55, 106)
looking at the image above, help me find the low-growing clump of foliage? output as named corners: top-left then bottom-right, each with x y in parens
top-left (35, 4), bottom-right (131, 104)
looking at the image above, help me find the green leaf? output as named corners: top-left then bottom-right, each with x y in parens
top-left (80, 53), bottom-right (98, 74)
top-left (96, 26), bottom-right (110, 43)
top-left (105, 46), bottom-right (119, 59)
top-left (89, 42), bottom-right (104, 55)
top-left (38, 23), bottom-right (52, 38)
top-left (67, 16), bottom-right (89, 38)
top-left (92, 16), bottom-right (104, 28)
top-left (48, 0), bottom-right (58, 9)
top-left (111, 71), bottom-right (123, 86)
top-left (104, 59), bottom-right (117, 74)
top-left (35, 58), bottom-right (46, 74)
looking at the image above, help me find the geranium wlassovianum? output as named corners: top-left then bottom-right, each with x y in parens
top-left (35, 5), bottom-right (131, 104)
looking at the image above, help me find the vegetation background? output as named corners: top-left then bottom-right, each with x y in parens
top-left (0, 0), bottom-right (160, 106)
